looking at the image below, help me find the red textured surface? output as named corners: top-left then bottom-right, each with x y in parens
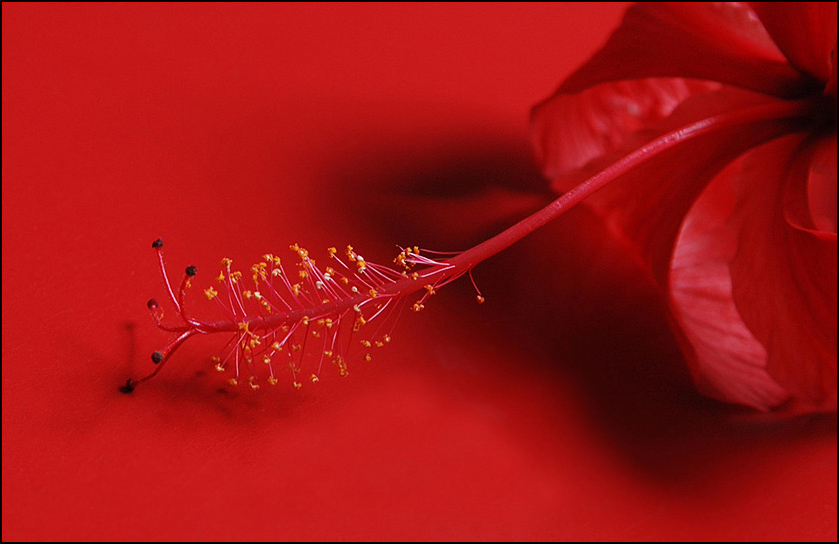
top-left (3, 3), bottom-right (836, 541)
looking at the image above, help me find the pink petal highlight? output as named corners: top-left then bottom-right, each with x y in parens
top-left (669, 158), bottom-right (790, 410)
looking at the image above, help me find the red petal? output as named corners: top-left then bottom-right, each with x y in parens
top-left (531, 77), bottom-right (719, 178)
top-left (805, 134), bottom-right (838, 233)
top-left (751, 2), bottom-right (837, 86)
top-left (544, 89), bottom-right (803, 285)
top-left (669, 157), bottom-right (790, 410)
top-left (728, 135), bottom-right (838, 411)
top-left (551, 2), bottom-right (807, 98)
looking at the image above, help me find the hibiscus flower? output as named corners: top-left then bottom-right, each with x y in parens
top-left (530, 2), bottom-right (836, 413)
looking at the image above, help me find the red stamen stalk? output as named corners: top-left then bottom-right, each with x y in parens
top-left (126, 99), bottom-right (812, 392)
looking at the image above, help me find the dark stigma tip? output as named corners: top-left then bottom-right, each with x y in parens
top-left (147, 298), bottom-right (159, 310)
top-left (185, 265), bottom-right (197, 276)
top-left (120, 379), bottom-right (135, 393)
top-left (151, 351), bottom-right (164, 364)
top-left (152, 238), bottom-right (163, 248)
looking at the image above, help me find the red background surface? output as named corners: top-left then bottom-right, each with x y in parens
top-left (3, 3), bottom-right (836, 541)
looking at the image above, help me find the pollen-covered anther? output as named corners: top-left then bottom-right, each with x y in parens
top-left (204, 286), bottom-right (218, 300)
top-left (383, 334), bottom-right (391, 343)
top-left (262, 355), bottom-right (271, 365)
top-left (369, 288), bottom-right (378, 298)
top-left (412, 302), bottom-right (425, 312)
top-left (267, 376), bottom-right (278, 386)
top-left (310, 374), bottom-right (319, 382)
top-left (289, 243), bottom-right (309, 259)
top-left (271, 341), bottom-right (282, 351)
top-left (293, 381), bottom-right (302, 390)
top-left (361, 340), bottom-right (372, 348)
top-left (215, 363), bottom-right (225, 372)
top-left (374, 340), bottom-right (384, 348)
top-left (292, 284), bottom-right (302, 296)
top-left (424, 284), bottom-right (436, 295)
top-left (410, 272), bottom-right (419, 280)
top-left (353, 317), bottom-right (366, 331)
top-left (221, 258), bottom-right (233, 268)
top-left (364, 353), bottom-right (372, 362)
top-left (248, 377), bottom-right (259, 390)
top-left (324, 350), bottom-right (333, 358)
top-left (476, 295), bottom-right (486, 304)
top-left (228, 378), bottom-right (238, 387)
